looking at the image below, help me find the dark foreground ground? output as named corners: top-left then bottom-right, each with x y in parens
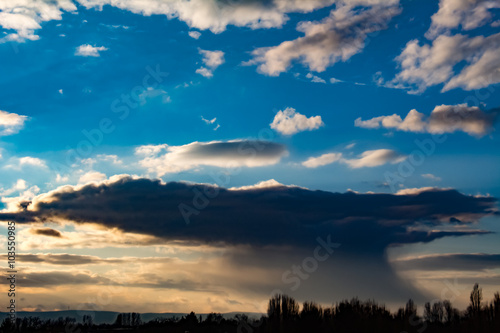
top-left (2, 288), bottom-right (499, 333)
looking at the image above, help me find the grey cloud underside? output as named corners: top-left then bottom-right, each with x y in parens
top-left (394, 253), bottom-right (500, 271)
top-left (1, 177), bottom-right (497, 253)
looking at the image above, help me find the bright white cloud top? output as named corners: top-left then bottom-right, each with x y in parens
top-left (0, 110), bottom-right (27, 136)
top-left (355, 104), bottom-right (497, 137)
top-left (270, 107), bottom-right (324, 135)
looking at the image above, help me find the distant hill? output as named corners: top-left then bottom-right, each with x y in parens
top-left (0, 310), bottom-right (263, 324)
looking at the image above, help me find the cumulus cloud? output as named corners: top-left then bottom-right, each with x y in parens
top-left (79, 171), bottom-right (107, 184)
top-left (355, 104), bottom-right (497, 137)
top-left (270, 107), bottom-right (324, 135)
top-left (391, 32), bottom-right (500, 93)
top-left (5, 156), bottom-right (47, 170)
top-left (302, 149), bottom-right (406, 168)
top-left (249, 4), bottom-right (401, 76)
top-left (188, 30), bottom-right (201, 39)
top-left (135, 140), bottom-right (288, 176)
top-left (75, 44), bottom-right (108, 57)
top-left (77, 0), bottom-right (339, 34)
top-left (0, 110), bottom-right (28, 136)
top-left (0, 0), bottom-right (76, 42)
top-left (196, 49), bottom-right (225, 78)
top-left (426, 0), bottom-right (500, 39)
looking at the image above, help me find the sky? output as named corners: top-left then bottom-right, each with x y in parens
top-left (0, 0), bottom-right (500, 314)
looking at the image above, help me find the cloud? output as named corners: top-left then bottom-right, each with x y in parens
top-left (0, 110), bottom-right (28, 136)
top-left (201, 116), bottom-right (220, 130)
top-left (355, 104), bottom-right (497, 137)
top-left (0, 179), bottom-right (27, 196)
top-left (248, 4), bottom-right (401, 76)
top-left (188, 30), bottom-right (201, 39)
top-left (1, 176), bottom-right (496, 247)
top-left (426, 0), bottom-right (500, 39)
top-left (135, 140), bottom-right (288, 176)
top-left (302, 153), bottom-right (342, 168)
top-left (330, 77), bottom-right (343, 84)
top-left (302, 149), bottom-right (406, 168)
top-left (79, 171), bottom-right (107, 184)
top-left (18, 270), bottom-right (115, 287)
top-left (196, 49), bottom-right (225, 78)
top-left (393, 253), bottom-right (500, 272)
top-left (201, 116), bottom-right (216, 124)
top-left (138, 87), bottom-right (171, 104)
top-left (343, 149), bottom-right (406, 168)
top-left (422, 173), bottom-right (442, 182)
top-left (1, 177), bottom-right (496, 305)
top-left (75, 44), bottom-right (108, 57)
top-left (0, 0), bottom-right (76, 42)
top-left (30, 228), bottom-right (63, 238)
top-left (390, 32), bottom-right (500, 93)
top-left (77, 0), bottom-right (339, 34)
top-left (5, 156), bottom-right (47, 170)
top-left (229, 179), bottom-right (304, 191)
top-left (270, 107), bottom-right (324, 135)
top-left (306, 73), bottom-right (326, 83)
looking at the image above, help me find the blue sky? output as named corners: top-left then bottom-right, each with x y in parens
top-left (0, 0), bottom-right (499, 313)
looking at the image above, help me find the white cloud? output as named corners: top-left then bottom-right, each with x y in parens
top-left (229, 179), bottom-right (306, 191)
top-left (196, 49), bottom-right (225, 78)
top-left (270, 107), bottom-right (324, 136)
top-left (330, 77), bottom-right (343, 84)
top-left (355, 104), bottom-right (496, 137)
top-left (302, 153), bottom-right (342, 168)
top-left (248, 4), bottom-right (401, 76)
top-left (79, 171), bottom-right (107, 184)
top-left (195, 67), bottom-right (213, 78)
top-left (75, 44), bottom-right (108, 57)
top-left (343, 149), bottom-right (406, 168)
top-left (77, 0), bottom-right (338, 34)
top-left (188, 30), bottom-right (201, 39)
top-left (55, 174), bottom-right (69, 183)
top-left (138, 87), bottom-right (171, 104)
top-left (426, 0), bottom-right (500, 39)
top-left (0, 110), bottom-right (28, 136)
top-left (0, 0), bottom-right (76, 42)
top-left (390, 0), bottom-right (500, 94)
top-left (201, 116), bottom-right (216, 125)
top-left (5, 156), bottom-right (47, 170)
top-left (136, 140), bottom-right (288, 177)
top-left (302, 149), bottom-right (406, 168)
top-left (306, 73), bottom-right (326, 83)
top-left (0, 179), bottom-right (27, 196)
top-left (422, 174), bottom-right (442, 182)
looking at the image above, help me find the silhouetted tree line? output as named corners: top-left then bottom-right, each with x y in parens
top-left (2, 284), bottom-right (499, 332)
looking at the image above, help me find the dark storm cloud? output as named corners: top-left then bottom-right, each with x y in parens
top-left (0, 176), bottom-right (496, 251)
top-left (30, 228), bottom-right (62, 238)
top-left (3, 177), bottom-right (497, 304)
top-left (394, 253), bottom-right (500, 271)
